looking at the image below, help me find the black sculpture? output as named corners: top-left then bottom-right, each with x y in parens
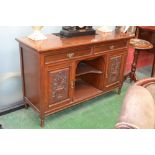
top-left (60, 26), bottom-right (96, 37)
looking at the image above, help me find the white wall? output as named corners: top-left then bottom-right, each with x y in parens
top-left (0, 26), bottom-right (62, 74)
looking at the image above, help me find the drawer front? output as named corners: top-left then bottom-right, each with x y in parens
top-left (45, 46), bottom-right (92, 64)
top-left (94, 40), bottom-right (127, 53)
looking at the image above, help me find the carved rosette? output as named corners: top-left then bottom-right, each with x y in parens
top-left (108, 56), bottom-right (121, 84)
top-left (49, 68), bottom-right (69, 104)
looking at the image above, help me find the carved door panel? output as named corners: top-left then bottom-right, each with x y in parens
top-left (104, 51), bottom-right (126, 89)
top-left (47, 63), bottom-right (72, 108)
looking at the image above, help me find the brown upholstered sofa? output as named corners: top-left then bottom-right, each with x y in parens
top-left (115, 78), bottom-right (155, 129)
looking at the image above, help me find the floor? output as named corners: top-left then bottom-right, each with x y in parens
top-left (0, 66), bottom-right (152, 129)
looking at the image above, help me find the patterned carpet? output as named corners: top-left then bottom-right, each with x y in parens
top-left (0, 66), bottom-right (151, 129)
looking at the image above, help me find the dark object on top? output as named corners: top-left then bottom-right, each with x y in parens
top-left (60, 26), bottom-right (96, 37)
top-left (0, 124), bottom-right (2, 129)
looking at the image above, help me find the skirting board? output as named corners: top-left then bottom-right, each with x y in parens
top-left (0, 100), bottom-right (24, 116)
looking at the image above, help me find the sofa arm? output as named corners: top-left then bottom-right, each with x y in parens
top-left (134, 77), bottom-right (155, 87)
top-left (115, 85), bottom-right (155, 129)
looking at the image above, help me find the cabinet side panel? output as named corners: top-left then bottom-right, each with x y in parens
top-left (21, 45), bottom-right (40, 111)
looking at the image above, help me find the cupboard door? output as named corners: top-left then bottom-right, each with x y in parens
top-left (47, 63), bottom-right (72, 107)
top-left (104, 50), bottom-right (127, 89)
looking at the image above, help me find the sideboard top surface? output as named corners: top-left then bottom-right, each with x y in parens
top-left (16, 31), bottom-right (134, 53)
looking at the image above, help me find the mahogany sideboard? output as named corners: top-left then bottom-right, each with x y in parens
top-left (16, 31), bottom-right (133, 127)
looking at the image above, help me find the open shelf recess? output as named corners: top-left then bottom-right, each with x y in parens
top-left (76, 62), bottom-right (102, 77)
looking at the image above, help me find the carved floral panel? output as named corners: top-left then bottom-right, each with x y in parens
top-left (49, 68), bottom-right (69, 104)
top-left (108, 56), bottom-right (121, 84)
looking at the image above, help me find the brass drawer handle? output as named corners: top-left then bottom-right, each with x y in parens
top-left (67, 52), bottom-right (74, 59)
top-left (109, 45), bottom-right (115, 50)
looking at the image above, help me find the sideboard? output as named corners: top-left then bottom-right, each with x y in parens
top-left (16, 31), bottom-right (134, 127)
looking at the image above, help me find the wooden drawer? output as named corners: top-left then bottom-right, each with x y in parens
top-left (45, 46), bottom-right (92, 64)
top-left (94, 40), bottom-right (127, 53)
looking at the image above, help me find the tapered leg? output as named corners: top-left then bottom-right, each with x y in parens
top-left (40, 117), bottom-right (45, 128)
top-left (24, 103), bottom-right (29, 109)
top-left (118, 83), bottom-right (123, 95)
top-left (24, 99), bottom-right (29, 109)
top-left (117, 87), bottom-right (121, 95)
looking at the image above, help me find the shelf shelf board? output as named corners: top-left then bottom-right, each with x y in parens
top-left (76, 63), bottom-right (102, 76)
top-left (74, 79), bottom-right (102, 102)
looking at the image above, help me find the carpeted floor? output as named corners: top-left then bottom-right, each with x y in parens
top-left (0, 66), bottom-right (151, 129)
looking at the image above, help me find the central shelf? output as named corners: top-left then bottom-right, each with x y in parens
top-left (74, 56), bottom-right (104, 102)
top-left (76, 62), bottom-right (102, 77)
top-left (74, 79), bottom-right (102, 102)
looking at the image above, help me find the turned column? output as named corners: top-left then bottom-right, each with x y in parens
top-left (125, 39), bottom-right (153, 82)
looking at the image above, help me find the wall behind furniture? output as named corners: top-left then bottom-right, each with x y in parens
top-left (0, 26), bottom-right (62, 111)
top-left (0, 26), bottom-right (62, 73)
